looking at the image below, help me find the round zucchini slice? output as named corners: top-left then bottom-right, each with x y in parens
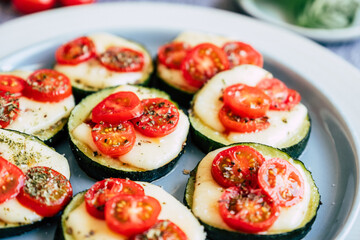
top-left (189, 65), bottom-right (311, 158)
top-left (184, 143), bottom-right (320, 240)
top-left (68, 85), bottom-right (189, 181)
top-left (0, 128), bottom-right (71, 238)
top-left (54, 33), bottom-right (154, 102)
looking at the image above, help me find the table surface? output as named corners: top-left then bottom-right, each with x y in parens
top-left (0, 0), bottom-right (359, 239)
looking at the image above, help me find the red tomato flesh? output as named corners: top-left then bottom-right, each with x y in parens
top-left (17, 166), bottom-right (72, 217)
top-left (60, 0), bottom-right (96, 6)
top-left (13, 0), bottom-right (56, 14)
top-left (258, 158), bottom-right (305, 207)
top-left (92, 91), bottom-right (143, 124)
top-left (0, 93), bottom-right (20, 128)
top-left (0, 75), bottom-right (25, 95)
top-left (0, 156), bottom-right (25, 204)
top-left (55, 36), bottom-right (96, 65)
top-left (132, 98), bottom-right (179, 138)
top-left (132, 219), bottom-right (188, 240)
top-left (158, 42), bottom-right (191, 69)
top-left (181, 43), bottom-right (229, 88)
top-left (105, 194), bottom-right (161, 236)
top-left (99, 47), bottom-right (145, 72)
top-left (219, 187), bottom-right (279, 233)
top-left (85, 178), bottom-right (145, 219)
top-left (222, 41), bottom-right (263, 68)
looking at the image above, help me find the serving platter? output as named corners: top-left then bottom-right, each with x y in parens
top-left (0, 2), bottom-right (359, 240)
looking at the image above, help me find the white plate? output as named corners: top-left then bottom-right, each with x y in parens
top-left (0, 2), bottom-right (359, 240)
top-left (236, 0), bottom-right (360, 43)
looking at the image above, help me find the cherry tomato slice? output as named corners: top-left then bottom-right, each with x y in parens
top-left (105, 194), bottom-right (161, 236)
top-left (92, 91), bottom-right (143, 124)
top-left (158, 42), bottom-right (191, 69)
top-left (218, 106), bottom-right (270, 133)
top-left (223, 83), bottom-right (271, 118)
top-left (0, 156), bottom-right (25, 204)
top-left (85, 178), bottom-right (145, 219)
top-left (222, 41), bottom-right (263, 68)
top-left (256, 78), bottom-right (301, 111)
top-left (13, 0), bottom-right (56, 14)
top-left (219, 187), bottom-right (279, 233)
top-left (181, 43), bottom-right (229, 88)
top-left (55, 36), bottom-right (96, 65)
top-left (23, 69), bottom-right (72, 102)
top-left (132, 98), bottom-right (179, 138)
top-left (0, 75), bottom-right (25, 95)
top-left (92, 121), bottom-right (136, 157)
top-left (132, 219), bottom-right (188, 240)
top-left (211, 145), bottom-right (265, 188)
top-left (99, 47), bottom-right (145, 72)
top-left (17, 166), bottom-right (72, 217)
top-left (0, 93), bottom-right (20, 128)
top-left (60, 0), bottom-right (96, 6)
top-left (258, 158), bottom-right (304, 207)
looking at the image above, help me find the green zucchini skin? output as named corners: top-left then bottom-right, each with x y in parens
top-left (0, 220), bottom-right (44, 238)
top-left (184, 143), bottom-right (320, 240)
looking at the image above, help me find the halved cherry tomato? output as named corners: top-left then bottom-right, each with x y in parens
top-left (0, 75), bottom-right (25, 95)
top-left (258, 158), bottom-right (304, 207)
top-left (256, 78), bottom-right (301, 111)
top-left (0, 156), bottom-right (25, 204)
top-left (211, 145), bottom-right (265, 188)
top-left (222, 41), bottom-right (263, 68)
top-left (85, 178), bottom-right (144, 219)
top-left (105, 194), bottom-right (161, 236)
top-left (181, 43), bottom-right (229, 88)
top-left (132, 219), bottom-right (188, 240)
top-left (0, 93), bottom-right (20, 128)
top-left (13, 0), bottom-right (56, 14)
top-left (99, 47), bottom-right (145, 72)
top-left (23, 69), bottom-right (72, 102)
top-left (158, 42), bottom-right (191, 69)
top-left (223, 83), bottom-right (271, 118)
top-left (92, 121), bottom-right (136, 157)
top-left (92, 91), bottom-right (143, 124)
top-left (132, 98), bottom-right (179, 138)
top-left (17, 166), bottom-right (72, 217)
top-left (55, 36), bottom-right (96, 65)
top-left (218, 106), bottom-right (270, 133)
top-left (218, 187), bottom-right (279, 233)
top-left (59, 0), bottom-right (95, 6)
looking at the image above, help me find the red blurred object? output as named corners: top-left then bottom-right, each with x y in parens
top-left (60, 0), bottom-right (95, 6)
top-left (12, 0), bottom-right (55, 14)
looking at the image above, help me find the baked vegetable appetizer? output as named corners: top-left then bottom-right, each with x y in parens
top-left (0, 128), bottom-right (72, 238)
top-left (156, 31), bottom-right (263, 105)
top-left (54, 33), bottom-right (153, 100)
top-left (68, 85), bottom-right (189, 181)
top-left (185, 143), bottom-right (320, 239)
top-left (190, 64), bottom-right (311, 158)
top-left (0, 70), bottom-right (75, 144)
top-left (56, 178), bottom-right (206, 240)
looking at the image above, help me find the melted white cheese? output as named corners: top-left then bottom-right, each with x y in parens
top-left (65, 182), bottom-right (206, 240)
top-left (192, 147), bottom-right (311, 234)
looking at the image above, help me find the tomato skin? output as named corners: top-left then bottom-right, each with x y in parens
top-left (105, 194), bottom-right (161, 237)
top-left (12, 0), bottom-right (56, 14)
top-left (0, 75), bottom-right (25, 95)
top-left (55, 36), bottom-right (96, 65)
top-left (132, 220), bottom-right (188, 240)
top-left (222, 41), bottom-right (263, 68)
top-left (92, 91), bottom-right (144, 124)
top-left (60, 0), bottom-right (95, 6)
top-left (258, 158), bottom-right (305, 207)
top-left (223, 83), bottom-right (271, 118)
top-left (99, 47), bottom-right (145, 72)
top-left (92, 121), bottom-right (136, 157)
top-left (23, 69), bottom-right (72, 102)
top-left (132, 98), bottom-right (179, 138)
top-left (158, 42), bottom-right (191, 69)
top-left (0, 93), bottom-right (20, 128)
top-left (218, 106), bottom-right (270, 133)
top-left (17, 166), bottom-right (72, 217)
top-left (181, 43), bottom-right (229, 88)
top-left (218, 187), bottom-right (279, 233)
top-left (0, 156), bottom-right (25, 204)
top-left (85, 178), bottom-right (145, 219)
top-left (211, 145), bottom-right (265, 188)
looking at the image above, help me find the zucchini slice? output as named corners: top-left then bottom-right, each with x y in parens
top-left (55, 182), bottom-right (206, 240)
top-left (0, 129), bottom-right (71, 238)
top-left (189, 65), bottom-right (311, 158)
top-left (184, 143), bottom-right (320, 240)
top-left (68, 85), bottom-right (189, 181)
top-left (54, 33), bottom-right (154, 101)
